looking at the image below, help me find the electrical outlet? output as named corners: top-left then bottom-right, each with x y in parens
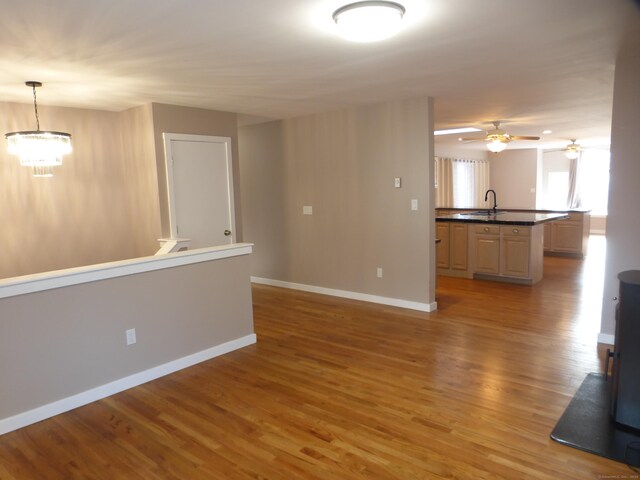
top-left (377, 267), bottom-right (383, 278)
top-left (411, 199), bottom-right (418, 211)
top-left (126, 328), bottom-right (137, 346)
top-left (394, 177), bottom-right (401, 188)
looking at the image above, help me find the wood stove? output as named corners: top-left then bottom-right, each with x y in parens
top-left (610, 270), bottom-right (640, 430)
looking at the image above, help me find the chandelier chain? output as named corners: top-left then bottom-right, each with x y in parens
top-left (32, 83), bottom-right (40, 131)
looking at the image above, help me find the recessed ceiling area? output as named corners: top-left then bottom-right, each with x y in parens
top-left (0, 0), bottom-right (637, 149)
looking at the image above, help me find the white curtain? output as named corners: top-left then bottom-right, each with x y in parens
top-left (566, 154), bottom-right (582, 209)
top-left (435, 157), bottom-right (490, 207)
top-left (435, 157), bottom-right (454, 207)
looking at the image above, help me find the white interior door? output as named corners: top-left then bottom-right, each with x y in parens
top-left (163, 134), bottom-right (235, 248)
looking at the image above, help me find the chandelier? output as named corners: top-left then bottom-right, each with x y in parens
top-left (5, 81), bottom-right (72, 177)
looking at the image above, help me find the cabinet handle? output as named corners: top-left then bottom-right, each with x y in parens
top-left (513, 228), bottom-right (519, 234)
top-left (484, 227), bottom-right (489, 232)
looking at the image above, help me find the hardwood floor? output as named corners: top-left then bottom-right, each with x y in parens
top-left (0, 236), bottom-right (633, 479)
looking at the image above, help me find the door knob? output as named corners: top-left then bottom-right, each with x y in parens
top-left (224, 230), bottom-right (232, 236)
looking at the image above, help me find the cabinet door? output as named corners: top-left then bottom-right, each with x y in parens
top-left (543, 224), bottom-right (552, 250)
top-left (501, 236), bottom-right (530, 277)
top-left (553, 222), bottom-right (582, 252)
top-left (436, 223), bottom-right (450, 269)
top-left (450, 223), bottom-right (468, 271)
top-left (475, 235), bottom-right (500, 274)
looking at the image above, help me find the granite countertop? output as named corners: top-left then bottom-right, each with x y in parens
top-left (435, 207), bottom-right (591, 214)
top-left (436, 211), bottom-right (568, 225)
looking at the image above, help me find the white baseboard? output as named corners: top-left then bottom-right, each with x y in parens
top-left (597, 332), bottom-right (615, 345)
top-left (251, 277), bottom-right (437, 312)
top-left (0, 333), bottom-right (257, 436)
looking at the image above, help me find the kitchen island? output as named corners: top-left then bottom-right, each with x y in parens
top-left (436, 211), bottom-right (567, 285)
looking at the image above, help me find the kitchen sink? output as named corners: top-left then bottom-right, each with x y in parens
top-left (466, 210), bottom-right (506, 216)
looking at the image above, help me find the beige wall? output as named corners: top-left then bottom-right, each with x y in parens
top-left (489, 148), bottom-right (539, 208)
top-left (434, 145), bottom-right (488, 161)
top-left (150, 103), bottom-right (242, 240)
top-left (118, 104), bottom-right (163, 256)
top-left (0, 101), bottom-right (244, 279)
top-left (239, 96), bottom-right (435, 305)
top-left (237, 121), bottom-right (289, 280)
top-left (600, 23), bottom-right (640, 339)
top-left (0, 103), bottom-right (161, 279)
top-left (0, 254), bottom-right (254, 421)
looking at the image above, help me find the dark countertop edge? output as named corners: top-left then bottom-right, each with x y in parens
top-left (435, 207), bottom-right (591, 214)
top-left (435, 216), bottom-right (566, 226)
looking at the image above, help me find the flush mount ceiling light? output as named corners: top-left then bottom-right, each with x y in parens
top-left (333, 1), bottom-right (405, 42)
top-left (5, 81), bottom-right (72, 177)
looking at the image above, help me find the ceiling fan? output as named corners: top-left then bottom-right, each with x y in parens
top-left (546, 139), bottom-right (582, 159)
top-left (460, 121), bottom-right (540, 153)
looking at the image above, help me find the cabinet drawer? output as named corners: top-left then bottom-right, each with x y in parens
top-left (500, 226), bottom-right (530, 237)
top-left (474, 225), bottom-right (500, 235)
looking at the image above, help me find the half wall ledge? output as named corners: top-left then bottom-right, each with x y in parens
top-left (0, 243), bottom-right (255, 435)
top-left (0, 243), bottom-right (253, 299)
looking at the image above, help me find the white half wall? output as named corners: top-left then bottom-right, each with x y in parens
top-left (0, 246), bottom-right (255, 434)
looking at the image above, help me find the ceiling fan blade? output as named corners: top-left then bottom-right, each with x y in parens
top-left (509, 135), bottom-right (540, 141)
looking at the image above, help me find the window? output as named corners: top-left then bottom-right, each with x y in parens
top-left (435, 157), bottom-right (489, 208)
top-left (579, 149), bottom-right (610, 215)
top-left (541, 148), bottom-right (610, 215)
top-left (547, 172), bottom-right (569, 208)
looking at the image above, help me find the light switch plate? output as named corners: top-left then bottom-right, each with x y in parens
top-left (126, 328), bottom-right (137, 346)
top-left (303, 206), bottom-right (313, 215)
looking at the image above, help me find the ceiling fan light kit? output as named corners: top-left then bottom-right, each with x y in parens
top-left (333, 1), bottom-right (405, 42)
top-left (460, 121), bottom-right (540, 153)
top-left (5, 81), bottom-right (72, 177)
top-left (486, 138), bottom-right (508, 153)
top-left (564, 139), bottom-right (581, 160)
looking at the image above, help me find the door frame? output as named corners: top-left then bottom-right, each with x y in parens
top-left (162, 133), bottom-right (236, 242)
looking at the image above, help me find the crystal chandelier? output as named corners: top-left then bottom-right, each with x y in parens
top-left (5, 81), bottom-right (72, 177)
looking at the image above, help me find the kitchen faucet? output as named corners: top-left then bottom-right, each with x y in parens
top-left (485, 189), bottom-right (498, 212)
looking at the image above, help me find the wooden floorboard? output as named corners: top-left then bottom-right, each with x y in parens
top-left (0, 236), bottom-right (634, 479)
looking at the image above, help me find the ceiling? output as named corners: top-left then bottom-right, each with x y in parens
top-left (0, 0), bottom-right (638, 150)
